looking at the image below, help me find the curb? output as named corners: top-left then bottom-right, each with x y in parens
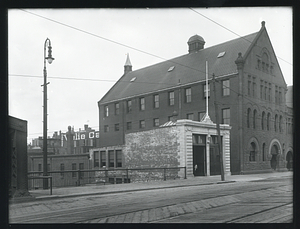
top-left (11, 180), bottom-right (236, 203)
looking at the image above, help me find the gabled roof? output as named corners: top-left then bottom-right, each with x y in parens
top-left (99, 31), bottom-right (259, 104)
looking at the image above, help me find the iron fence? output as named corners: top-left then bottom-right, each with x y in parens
top-left (28, 166), bottom-right (187, 190)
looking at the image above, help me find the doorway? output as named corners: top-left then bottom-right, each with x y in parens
top-left (193, 145), bottom-right (206, 176)
top-left (286, 151), bottom-right (293, 171)
top-left (210, 146), bottom-right (221, 175)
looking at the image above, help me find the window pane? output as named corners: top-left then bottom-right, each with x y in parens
top-left (72, 163), bottom-right (76, 177)
top-left (154, 94), bottom-right (159, 108)
top-left (222, 80), bottom-right (230, 96)
top-left (94, 151), bottom-right (99, 167)
top-left (185, 88), bottom-right (191, 103)
top-left (116, 150), bottom-right (122, 167)
top-left (187, 113), bottom-right (194, 120)
top-left (127, 100), bottom-right (132, 113)
top-left (222, 108), bottom-right (230, 125)
top-left (109, 150), bottom-right (114, 168)
top-left (169, 91), bottom-right (175, 105)
top-left (115, 103), bottom-right (119, 115)
top-left (100, 151), bottom-right (106, 167)
top-left (140, 97), bottom-right (145, 110)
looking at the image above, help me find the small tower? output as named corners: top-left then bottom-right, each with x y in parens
top-left (187, 34), bottom-right (205, 53)
top-left (124, 53), bottom-right (132, 74)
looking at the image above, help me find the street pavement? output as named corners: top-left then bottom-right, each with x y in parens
top-left (10, 171), bottom-right (292, 203)
top-left (8, 171), bottom-right (293, 223)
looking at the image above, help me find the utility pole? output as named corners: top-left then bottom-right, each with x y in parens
top-left (212, 74), bottom-right (225, 181)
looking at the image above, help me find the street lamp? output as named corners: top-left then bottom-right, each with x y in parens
top-left (42, 38), bottom-right (54, 189)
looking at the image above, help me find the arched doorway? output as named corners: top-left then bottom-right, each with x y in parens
top-left (270, 144), bottom-right (279, 170)
top-left (286, 151), bottom-right (293, 171)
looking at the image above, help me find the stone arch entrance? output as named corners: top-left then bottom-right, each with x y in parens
top-left (268, 139), bottom-right (282, 171)
top-left (286, 151), bottom-right (293, 171)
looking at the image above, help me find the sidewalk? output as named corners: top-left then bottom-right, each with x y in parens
top-left (10, 171), bottom-right (293, 204)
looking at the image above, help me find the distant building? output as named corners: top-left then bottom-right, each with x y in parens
top-left (27, 124), bottom-right (99, 188)
top-left (97, 21), bottom-right (293, 175)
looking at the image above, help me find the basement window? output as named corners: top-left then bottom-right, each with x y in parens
top-left (217, 51), bottom-right (226, 58)
top-left (168, 66), bottom-right (175, 72)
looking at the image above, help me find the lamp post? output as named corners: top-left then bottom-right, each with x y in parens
top-left (42, 38), bottom-right (54, 189)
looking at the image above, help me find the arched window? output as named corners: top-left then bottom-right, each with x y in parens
top-left (262, 52), bottom-right (269, 73)
top-left (267, 113), bottom-right (271, 131)
top-left (249, 142), bottom-right (256, 161)
top-left (274, 114), bottom-right (278, 132)
top-left (253, 110), bottom-right (257, 129)
top-left (247, 108), bottom-right (251, 128)
top-left (279, 115), bottom-right (283, 132)
top-left (261, 112), bottom-right (265, 130)
top-left (262, 143), bottom-right (266, 161)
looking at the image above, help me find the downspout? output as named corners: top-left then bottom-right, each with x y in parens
top-left (235, 52), bottom-right (245, 174)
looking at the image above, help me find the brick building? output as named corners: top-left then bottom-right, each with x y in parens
top-left (97, 21), bottom-right (293, 175)
top-left (27, 124), bottom-right (99, 188)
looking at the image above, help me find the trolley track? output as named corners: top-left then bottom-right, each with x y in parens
top-left (10, 179), bottom-right (292, 223)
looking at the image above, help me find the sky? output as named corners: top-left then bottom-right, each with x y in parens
top-left (8, 7), bottom-right (293, 143)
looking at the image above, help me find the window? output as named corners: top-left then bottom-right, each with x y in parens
top-left (127, 122), bottom-right (132, 130)
top-left (108, 150), bottom-right (114, 168)
top-left (104, 105), bottom-right (109, 117)
top-left (153, 94), bottom-right (159, 108)
top-left (116, 150), bottom-right (122, 167)
top-left (187, 113), bottom-right (194, 120)
top-left (198, 112), bottom-right (205, 121)
top-left (249, 142), bottom-right (256, 161)
top-left (260, 81), bottom-right (264, 99)
top-left (127, 100), bottom-right (132, 113)
top-left (261, 112), bottom-right (265, 130)
top-left (115, 103), bottom-right (119, 115)
top-left (168, 91), bottom-right (175, 106)
top-left (279, 90), bottom-right (282, 104)
top-left (153, 118), bottom-right (159, 127)
top-left (222, 79), bottom-right (230, 96)
top-left (47, 164), bottom-right (50, 173)
top-left (262, 143), bottom-right (266, 161)
top-left (222, 108), bottom-right (230, 125)
top-left (72, 163), bottom-right (77, 178)
top-left (248, 78), bottom-right (251, 96)
top-left (267, 113), bottom-right (271, 131)
top-left (279, 116), bottom-right (283, 132)
top-left (247, 108), bottom-right (251, 128)
top-left (253, 82), bottom-right (256, 97)
top-left (140, 97), bottom-right (145, 111)
top-left (265, 82), bottom-right (267, 100)
top-left (115, 123), bottom-right (120, 131)
top-left (38, 164), bottom-right (42, 175)
top-left (274, 114), bottom-right (278, 132)
top-left (104, 125), bottom-right (109, 132)
top-left (100, 151), bottom-right (106, 167)
top-left (79, 163), bottom-right (84, 179)
top-left (140, 120), bottom-right (145, 129)
top-left (275, 86), bottom-right (278, 104)
top-left (60, 163), bottom-right (65, 178)
top-left (269, 84), bottom-right (272, 101)
top-left (204, 83), bottom-right (210, 98)
top-left (257, 59), bottom-right (261, 69)
top-left (94, 151), bottom-right (99, 167)
top-left (253, 110), bottom-right (257, 129)
top-left (185, 88), bottom-right (192, 103)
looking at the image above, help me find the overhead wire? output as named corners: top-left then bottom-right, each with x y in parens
top-left (16, 9), bottom-right (292, 139)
